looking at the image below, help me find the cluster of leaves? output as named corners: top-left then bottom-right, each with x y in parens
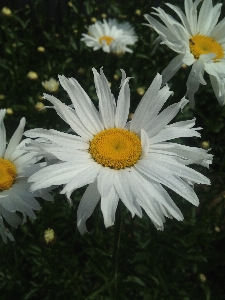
top-left (0, 0), bottom-right (225, 299)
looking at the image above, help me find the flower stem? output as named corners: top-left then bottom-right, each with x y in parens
top-left (112, 201), bottom-right (122, 299)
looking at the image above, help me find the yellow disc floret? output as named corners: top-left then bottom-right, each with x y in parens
top-left (89, 128), bottom-right (142, 170)
top-left (0, 158), bottom-right (17, 191)
top-left (189, 35), bottom-right (224, 60)
top-left (99, 35), bottom-right (114, 45)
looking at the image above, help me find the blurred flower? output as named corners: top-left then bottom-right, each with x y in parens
top-left (27, 71), bottom-right (38, 80)
top-left (101, 13), bottom-right (107, 18)
top-left (77, 68), bottom-right (85, 74)
top-left (37, 46), bottom-right (45, 53)
top-left (0, 109), bottom-right (53, 243)
top-left (145, 0), bottom-right (225, 107)
top-left (91, 17), bottom-right (97, 23)
top-left (42, 78), bottom-right (59, 92)
top-left (35, 102), bottom-right (46, 112)
top-left (1, 7), bottom-right (12, 16)
top-left (214, 226), bottom-right (220, 232)
top-left (44, 228), bottom-right (55, 244)
top-left (136, 87), bottom-right (145, 96)
top-left (199, 274), bottom-right (207, 283)
top-left (25, 70), bottom-right (212, 234)
top-left (201, 141), bottom-right (210, 150)
top-left (135, 9), bottom-right (141, 16)
top-left (73, 29), bottom-right (78, 34)
top-left (0, 95), bottom-right (5, 100)
top-left (6, 108), bottom-right (13, 115)
top-left (81, 19), bottom-right (138, 54)
top-left (68, 1), bottom-right (73, 7)
top-left (114, 74), bottom-right (119, 80)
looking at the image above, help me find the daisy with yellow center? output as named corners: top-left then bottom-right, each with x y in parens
top-left (25, 69), bottom-right (212, 234)
top-left (145, 0), bottom-right (225, 107)
top-left (81, 19), bottom-right (137, 54)
top-left (0, 110), bottom-right (53, 243)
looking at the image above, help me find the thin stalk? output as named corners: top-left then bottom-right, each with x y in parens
top-left (112, 202), bottom-right (123, 299)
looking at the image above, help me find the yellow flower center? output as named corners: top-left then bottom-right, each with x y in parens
top-left (99, 35), bottom-right (114, 45)
top-left (89, 128), bottom-right (142, 170)
top-left (0, 158), bottom-right (17, 191)
top-left (189, 35), bottom-right (224, 60)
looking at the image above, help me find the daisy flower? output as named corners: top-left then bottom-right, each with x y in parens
top-left (24, 69), bottom-right (212, 234)
top-left (0, 110), bottom-right (53, 243)
top-left (81, 19), bottom-right (138, 54)
top-left (144, 0), bottom-right (225, 107)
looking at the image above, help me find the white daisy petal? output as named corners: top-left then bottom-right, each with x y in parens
top-left (0, 109), bottom-right (6, 157)
top-left (58, 75), bottom-right (103, 135)
top-left (77, 181), bottom-right (100, 234)
top-left (97, 167), bottom-right (116, 197)
top-left (101, 187), bottom-right (119, 228)
top-left (161, 54), bottom-right (185, 86)
top-left (4, 117), bottom-right (25, 160)
top-left (93, 68), bottom-right (115, 128)
top-left (115, 77), bottom-right (131, 128)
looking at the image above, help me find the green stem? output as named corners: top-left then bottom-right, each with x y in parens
top-left (112, 202), bottom-right (122, 299)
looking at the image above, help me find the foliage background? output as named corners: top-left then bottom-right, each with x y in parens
top-left (0, 0), bottom-right (225, 299)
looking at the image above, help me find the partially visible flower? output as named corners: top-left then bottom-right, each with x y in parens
top-left (199, 274), bottom-right (207, 283)
top-left (101, 13), bottom-right (107, 19)
top-left (81, 19), bottom-right (138, 54)
top-left (6, 108), bottom-right (13, 115)
top-left (42, 78), bottom-right (59, 92)
top-left (145, 0), bottom-right (225, 107)
top-left (27, 71), bottom-right (38, 80)
top-left (37, 46), bottom-right (45, 53)
top-left (25, 69), bottom-right (212, 234)
top-left (0, 109), bottom-right (53, 242)
top-left (1, 7), bottom-right (12, 16)
top-left (0, 95), bottom-right (5, 101)
top-left (135, 9), bottom-right (141, 16)
top-left (201, 141), bottom-right (210, 150)
top-left (91, 17), bottom-right (97, 23)
top-left (136, 87), bottom-right (145, 96)
top-left (35, 102), bottom-right (46, 112)
top-left (44, 228), bottom-right (56, 244)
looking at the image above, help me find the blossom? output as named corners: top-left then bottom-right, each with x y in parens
top-left (27, 71), bottom-right (38, 80)
top-left (144, 0), bottom-right (225, 107)
top-left (0, 109), bottom-right (53, 243)
top-left (42, 78), bottom-right (59, 92)
top-left (24, 69), bottom-right (212, 234)
top-left (81, 19), bottom-right (137, 54)
top-left (1, 7), bottom-right (12, 16)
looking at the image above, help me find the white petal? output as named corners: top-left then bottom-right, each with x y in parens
top-left (61, 162), bottom-right (101, 200)
top-left (209, 75), bottom-right (225, 106)
top-left (25, 128), bottom-right (88, 150)
top-left (135, 159), bottom-right (199, 205)
top-left (162, 54), bottom-right (185, 86)
top-left (77, 181), bottom-right (100, 234)
top-left (0, 109), bottom-right (6, 157)
top-left (140, 129), bottom-right (149, 159)
top-left (114, 169), bottom-right (142, 217)
top-left (115, 76), bottom-right (131, 128)
top-left (97, 167), bottom-right (116, 197)
top-left (144, 97), bottom-right (188, 137)
top-left (58, 75), bottom-right (104, 135)
top-left (93, 68), bottom-right (116, 129)
top-left (43, 93), bottom-right (92, 140)
top-left (101, 187), bottom-right (119, 228)
top-left (4, 117), bottom-right (25, 160)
